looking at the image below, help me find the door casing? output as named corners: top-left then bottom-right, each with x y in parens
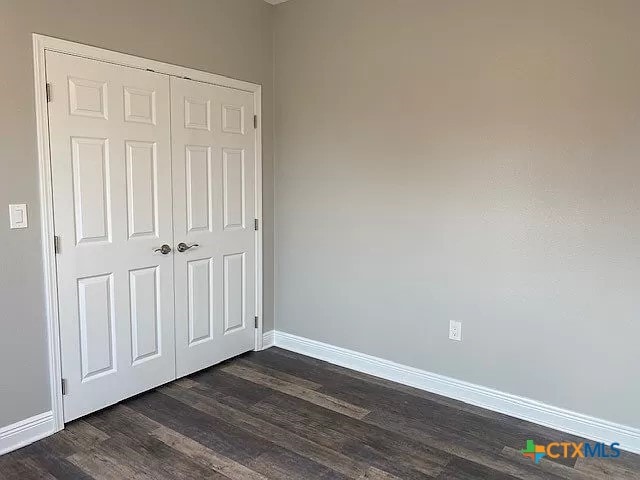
top-left (32, 33), bottom-right (264, 434)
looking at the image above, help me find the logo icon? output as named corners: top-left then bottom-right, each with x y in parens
top-left (522, 440), bottom-right (547, 464)
top-left (521, 440), bottom-right (621, 464)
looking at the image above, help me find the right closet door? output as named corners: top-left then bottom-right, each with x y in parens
top-left (171, 77), bottom-right (257, 377)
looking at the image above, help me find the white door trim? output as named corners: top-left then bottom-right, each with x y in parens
top-left (32, 33), bottom-right (264, 435)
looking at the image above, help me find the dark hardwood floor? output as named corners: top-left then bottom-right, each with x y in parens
top-left (1, 347), bottom-right (639, 479)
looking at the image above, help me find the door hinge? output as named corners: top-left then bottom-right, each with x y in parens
top-left (46, 83), bottom-right (52, 102)
top-left (254, 115), bottom-right (258, 129)
top-left (54, 235), bottom-right (61, 254)
top-left (61, 378), bottom-right (68, 395)
top-left (254, 218), bottom-right (259, 231)
top-left (254, 316), bottom-right (259, 328)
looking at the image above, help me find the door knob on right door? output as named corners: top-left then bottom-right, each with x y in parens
top-left (177, 242), bottom-right (199, 253)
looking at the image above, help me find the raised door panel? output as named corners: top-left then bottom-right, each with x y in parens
top-left (124, 87), bottom-right (156, 125)
top-left (78, 273), bottom-right (116, 380)
top-left (126, 141), bottom-right (158, 239)
top-left (129, 267), bottom-right (161, 365)
top-left (72, 137), bottom-right (111, 244)
top-left (185, 146), bottom-right (212, 233)
top-left (223, 253), bottom-right (245, 333)
top-left (69, 77), bottom-right (108, 119)
top-left (185, 97), bottom-right (211, 131)
top-left (222, 104), bottom-right (244, 134)
top-left (187, 258), bottom-right (214, 345)
top-left (222, 148), bottom-right (245, 230)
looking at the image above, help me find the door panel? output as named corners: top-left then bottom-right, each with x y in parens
top-left (185, 145), bottom-right (212, 232)
top-left (171, 77), bottom-right (257, 377)
top-left (223, 252), bottom-right (246, 333)
top-left (187, 257), bottom-right (214, 345)
top-left (71, 137), bottom-right (111, 244)
top-left (47, 51), bottom-right (175, 421)
top-left (222, 148), bottom-right (246, 229)
top-left (125, 141), bottom-right (158, 238)
top-left (77, 273), bottom-right (115, 380)
top-left (129, 266), bottom-right (161, 364)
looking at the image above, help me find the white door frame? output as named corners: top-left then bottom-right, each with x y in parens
top-left (32, 33), bottom-right (264, 433)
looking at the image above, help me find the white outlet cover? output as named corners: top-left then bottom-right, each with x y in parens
top-left (449, 320), bottom-right (462, 341)
top-left (9, 204), bottom-right (28, 229)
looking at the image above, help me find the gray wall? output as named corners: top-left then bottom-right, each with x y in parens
top-left (0, 0), bottom-right (274, 428)
top-left (274, 0), bottom-right (640, 427)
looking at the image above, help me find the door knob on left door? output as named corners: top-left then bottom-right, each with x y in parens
top-left (177, 242), bottom-right (199, 253)
top-left (154, 244), bottom-right (172, 255)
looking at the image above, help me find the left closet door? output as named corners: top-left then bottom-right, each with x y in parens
top-left (47, 52), bottom-right (176, 421)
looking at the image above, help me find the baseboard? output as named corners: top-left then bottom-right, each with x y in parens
top-left (270, 331), bottom-right (640, 454)
top-left (262, 330), bottom-right (275, 349)
top-left (0, 411), bottom-right (55, 455)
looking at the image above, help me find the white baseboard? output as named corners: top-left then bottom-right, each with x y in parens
top-left (262, 330), bottom-right (275, 349)
top-left (0, 411), bottom-right (55, 455)
top-left (269, 331), bottom-right (640, 455)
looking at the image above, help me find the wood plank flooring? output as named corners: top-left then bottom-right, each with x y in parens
top-left (1, 347), bottom-right (639, 479)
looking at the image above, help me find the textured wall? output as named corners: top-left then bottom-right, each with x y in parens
top-left (0, 0), bottom-right (274, 427)
top-left (274, 0), bottom-right (640, 427)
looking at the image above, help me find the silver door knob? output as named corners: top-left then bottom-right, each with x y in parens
top-left (154, 244), bottom-right (172, 255)
top-left (177, 242), bottom-right (199, 253)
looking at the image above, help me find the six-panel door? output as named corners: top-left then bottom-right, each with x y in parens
top-left (47, 52), bottom-right (176, 421)
top-left (171, 78), bottom-right (257, 377)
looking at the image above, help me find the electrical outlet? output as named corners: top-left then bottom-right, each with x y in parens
top-left (449, 320), bottom-right (462, 341)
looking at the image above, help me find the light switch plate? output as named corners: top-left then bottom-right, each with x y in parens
top-left (9, 204), bottom-right (28, 229)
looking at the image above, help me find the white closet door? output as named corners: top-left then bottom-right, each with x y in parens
top-left (47, 52), bottom-right (175, 421)
top-left (171, 77), bottom-right (257, 377)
